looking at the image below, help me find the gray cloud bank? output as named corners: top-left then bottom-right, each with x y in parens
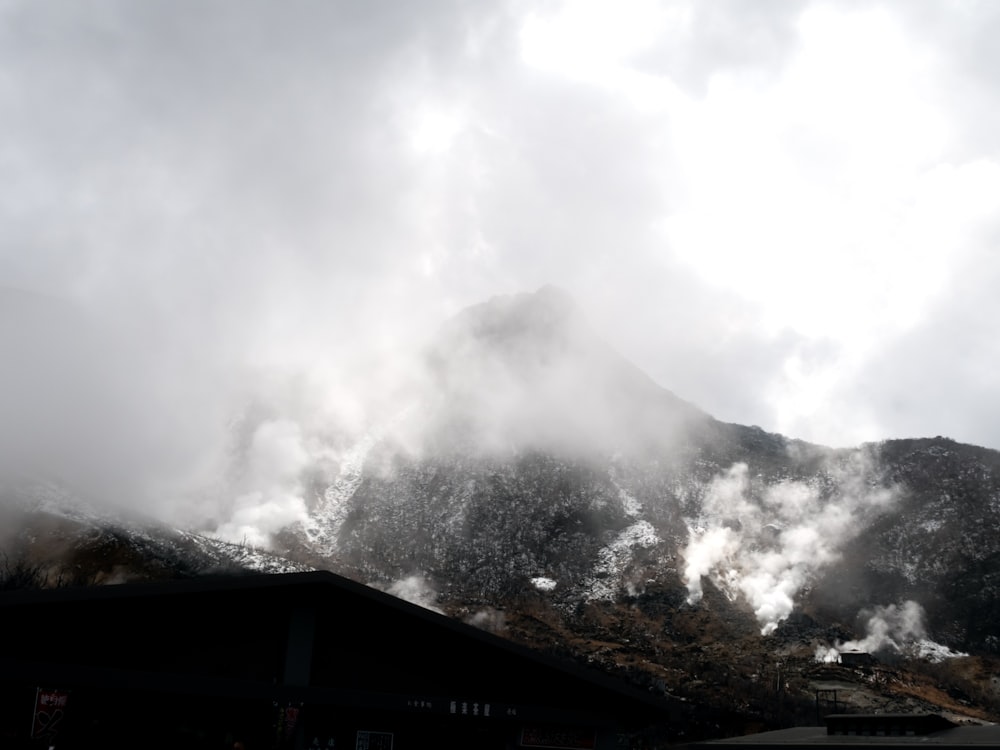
top-left (3, 1), bottom-right (1000, 534)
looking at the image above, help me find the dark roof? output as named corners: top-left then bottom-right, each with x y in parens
top-left (825, 714), bottom-right (957, 736)
top-left (0, 570), bottom-right (670, 716)
top-left (696, 715), bottom-right (1000, 749)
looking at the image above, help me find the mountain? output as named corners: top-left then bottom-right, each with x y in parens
top-left (277, 287), bottom-right (1000, 726)
top-left (811, 438), bottom-right (1000, 650)
top-left (3, 286), bottom-right (1000, 731)
top-left (0, 478), bottom-right (310, 587)
top-left (288, 287), bottom-right (1000, 723)
top-left (298, 289), bottom-right (881, 620)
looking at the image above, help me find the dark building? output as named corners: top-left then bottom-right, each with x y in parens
top-left (837, 652), bottom-right (874, 668)
top-left (691, 714), bottom-right (1000, 749)
top-left (0, 571), bottom-right (676, 749)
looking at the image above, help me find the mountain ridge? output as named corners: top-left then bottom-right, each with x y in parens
top-left (3, 286), bottom-right (1000, 729)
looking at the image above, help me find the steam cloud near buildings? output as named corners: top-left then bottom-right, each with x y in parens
top-left (682, 459), bottom-right (897, 634)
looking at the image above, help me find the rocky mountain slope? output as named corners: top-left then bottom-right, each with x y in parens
top-left (290, 287), bottom-right (1000, 726)
top-left (293, 289), bottom-right (998, 644)
top-left (3, 286), bottom-right (1000, 731)
top-left (0, 479), bottom-right (309, 588)
top-left (811, 438), bottom-right (1000, 651)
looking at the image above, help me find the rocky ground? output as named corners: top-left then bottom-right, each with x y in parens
top-left (441, 574), bottom-right (1000, 737)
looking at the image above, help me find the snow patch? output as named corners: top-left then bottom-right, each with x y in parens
top-left (181, 532), bottom-right (312, 575)
top-left (608, 470), bottom-right (643, 517)
top-left (304, 405), bottom-right (415, 555)
top-left (915, 639), bottom-right (968, 663)
top-left (920, 518), bottom-right (944, 533)
top-left (531, 576), bottom-right (557, 591)
top-left (585, 521), bottom-right (660, 601)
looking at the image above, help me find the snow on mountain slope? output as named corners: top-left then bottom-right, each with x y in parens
top-left (288, 289), bottom-right (1000, 658)
top-left (7, 289), bottom-right (1000, 663)
top-left (0, 477), bottom-right (311, 581)
top-left (583, 520), bottom-right (660, 602)
top-left (5, 287), bottom-right (1000, 726)
top-left (302, 428), bottom-right (380, 557)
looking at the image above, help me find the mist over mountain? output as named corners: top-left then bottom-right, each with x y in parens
top-left (278, 289), bottom-right (999, 660)
top-left (300, 290), bottom-right (877, 624)
top-left (415, 285), bottom-right (706, 455)
top-left (4, 285), bottom-right (1000, 727)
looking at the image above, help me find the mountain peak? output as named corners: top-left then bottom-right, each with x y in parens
top-left (417, 287), bottom-right (705, 456)
top-left (442, 286), bottom-right (582, 349)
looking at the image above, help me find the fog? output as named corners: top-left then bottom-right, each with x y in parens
top-left (3, 1), bottom-right (1000, 539)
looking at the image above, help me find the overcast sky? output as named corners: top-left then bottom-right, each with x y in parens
top-left (3, 1), bottom-right (1000, 522)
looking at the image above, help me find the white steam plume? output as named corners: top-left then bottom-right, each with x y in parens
top-left (815, 601), bottom-right (968, 663)
top-left (382, 575), bottom-right (443, 614)
top-left (465, 608), bottom-right (507, 634)
top-left (683, 455), bottom-right (896, 634)
top-left (213, 419), bottom-right (312, 548)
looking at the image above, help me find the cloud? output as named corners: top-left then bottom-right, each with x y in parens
top-left (3, 0), bottom-right (1000, 547)
top-left (837, 224), bottom-right (1000, 448)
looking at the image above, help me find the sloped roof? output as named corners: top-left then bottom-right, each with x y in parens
top-left (0, 570), bottom-right (672, 721)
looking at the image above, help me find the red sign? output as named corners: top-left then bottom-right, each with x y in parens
top-left (31, 688), bottom-right (70, 739)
